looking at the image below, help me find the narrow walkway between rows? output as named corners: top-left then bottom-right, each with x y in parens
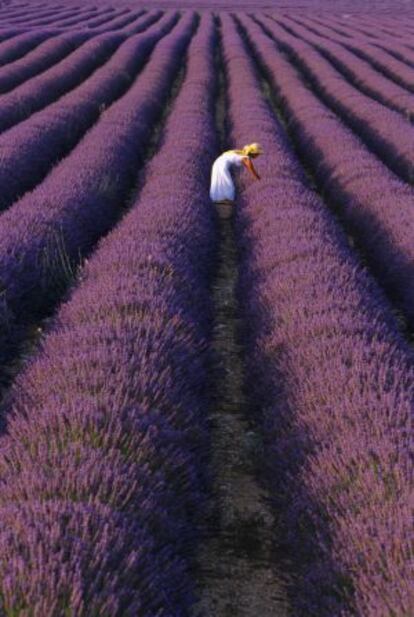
top-left (193, 202), bottom-right (290, 616)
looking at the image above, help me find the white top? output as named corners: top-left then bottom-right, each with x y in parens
top-left (209, 151), bottom-right (247, 202)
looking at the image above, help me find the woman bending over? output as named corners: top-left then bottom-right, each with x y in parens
top-left (210, 142), bottom-right (263, 205)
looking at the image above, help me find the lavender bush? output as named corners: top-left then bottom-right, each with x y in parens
top-left (295, 13), bottom-right (414, 67)
top-left (0, 4), bottom-right (409, 615)
top-left (0, 31), bottom-right (90, 93)
top-left (85, 8), bottom-right (132, 30)
top-left (104, 11), bottom-right (163, 37)
top-left (0, 28), bottom-right (53, 63)
top-left (256, 15), bottom-right (414, 184)
top-left (3, 7), bottom-right (109, 30)
top-left (0, 12), bottom-right (192, 363)
top-left (0, 12), bottom-right (174, 208)
top-left (41, 7), bottom-right (107, 29)
top-left (0, 14), bottom-right (217, 614)
top-left (275, 16), bottom-right (414, 119)
top-left (0, 29), bottom-right (25, 43)
top-left (0, 33), bottom-right (123, 133)
top-left (14, 7), bottom-right (98, 29)
top-left (238, 13), bottom-right (414, 325)
top-left (94, 9), bottom-right (156, 35)
top-left (0, 10), bottom-right (165, 133)
top-left (313, 14), bottom-right (414, 82)
top-left (223, 12), bottom-right (413, 616)
top-left (0, 9), bottom-right (158, 35)
top-left (0, 5), bottom-right (82, 26)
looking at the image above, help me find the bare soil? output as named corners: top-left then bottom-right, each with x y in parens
top-left (192, 204), bottom-right (290, 616)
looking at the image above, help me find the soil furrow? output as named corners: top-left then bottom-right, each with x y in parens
top-left (193, 23), bottom-right (290, 615)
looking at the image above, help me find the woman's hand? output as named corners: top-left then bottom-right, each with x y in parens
top-left (242, 156), bottom-right (261, 180)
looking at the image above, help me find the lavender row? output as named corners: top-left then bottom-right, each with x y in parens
top-left (328, 14), bottom-right (414, 47)
top-left (95, 10), bottom-right (156, 35)
top-left (0, 3), bottom-right (35, 20)
top-left (297, 14), bottom-right (368, 40)
top-left (239, 14), bottom-right (414, 324)
top-left (8, 5), bottom-right (103, 26)
top-left (8, 6), bottom-right (99, 28)
top-left (271, 14), bottom-right (414, 93)
top-left (39, 9), bottom-right (153, 36)
top-left (0, 14), bottom-right (171, 210)
top-left (0, 10), bottom-right (158, 37)
top-left (0, 28), bottom-right (37, 43)
top-left (277, 16), bottom-right (414, 119)
top-left (0, 5), bottom-right (66, 25)
top-left (103, 11), bottom-right (162, 37)
top-left (0, 13), bottom-right (193, 366)
top-left (42, 8), bottom-right (108, 29)
top-left (85, 8), bottom-right (132, 30)
top-left (223, 14), bottom-right (414, 616)
top-left (258, 16), bottom-right (414, 184)
top-left (51, 9), bottom-right (139, 31)
top-left (318, 14), bottom-right (414, 63)
top-left (0, 29), bottom-right (53, 65)
top-left (336, 14), bottom-right (400, 38)
top-left (0, 9), bottom-right (162, 134)
top-left (310, 13), bottom-right (409, 46)
top-left (298, 14), bottom-right (414, 64)
top-left (0, 7), bottom-right (149, 35)
top-left (0, 4), bottom-right (77, 24)
top-left (0, 30), bottom-right (91, 94)
top-left (0, 15), bottom-right (216, 614)
top-left (0, 33), bottom-right (123, 136)
top-left (307, 15), bottom-right (414, 91)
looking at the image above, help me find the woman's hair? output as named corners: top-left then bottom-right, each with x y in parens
top-left (224, 143), bottom-right (264, 157)
top-left (242, 143), bottom-right (264, 157)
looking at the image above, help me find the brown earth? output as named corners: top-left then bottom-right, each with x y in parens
top-left (192, 204), bottom-right (290, 617)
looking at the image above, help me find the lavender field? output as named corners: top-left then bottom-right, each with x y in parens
top-left (0, 0), bottom-right (411, 615)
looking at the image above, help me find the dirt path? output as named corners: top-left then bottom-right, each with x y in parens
top-left (192, 204), bottom-right (290, 616)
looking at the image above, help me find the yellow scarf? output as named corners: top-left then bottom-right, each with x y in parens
top-left (224, 143), bottom-right (264, 157)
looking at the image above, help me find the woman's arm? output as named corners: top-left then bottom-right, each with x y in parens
top-left (242, 156), bottom-right (261, 180)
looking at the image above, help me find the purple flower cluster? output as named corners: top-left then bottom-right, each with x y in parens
top-left (0, 5), bottom-right (153, 33)
top-left (0, 5), bottom-right (83, 26)
top-left (0, 13), bottom-right (175, 209)
top-left (85, 8), bottom-right (133, 30)
top-left (223, 13), bottom-right (414, 616)
top-left (0, 28), bottom-right (53, 63)
top-left (109, 11), bottom-right (165, 37)
top-left (256, 16), bottom-right (414, 185)
top-left (276, 16), bottom-right (414, 120)
top-left (0, 14), bottom-right (217, 613)
top-left (0, 10), bottom-right (168, 141)
top-left (47, 7), bottom-right (115, 29)
top-left (239, 14), bottom-right (414, 325)
top-left (0, 31), bottom-right (91, 94)
top-left (0, 13), bottom-right (192, 361)
top-left (84, 7), bottom-right (133, 28)
top-left (29, 0), bottom-right (414, 7)
top-left (0, 29), bottom-right (23, 43)
top-left (313, 15), bottom-right (414, 89)
top-left (30, 7), bottom-right (101, 29)
top-left (0, 34), bottom-right (122, 134)
top-left (1, 5), bottom-right (98, 28)
top-left (301, 13), bottom-right (414, 70)
top-left (93, 9), bottom-right (157, 35)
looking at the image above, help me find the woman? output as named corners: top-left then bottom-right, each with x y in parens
top-left (209, 143), bottom-right (263, 205)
